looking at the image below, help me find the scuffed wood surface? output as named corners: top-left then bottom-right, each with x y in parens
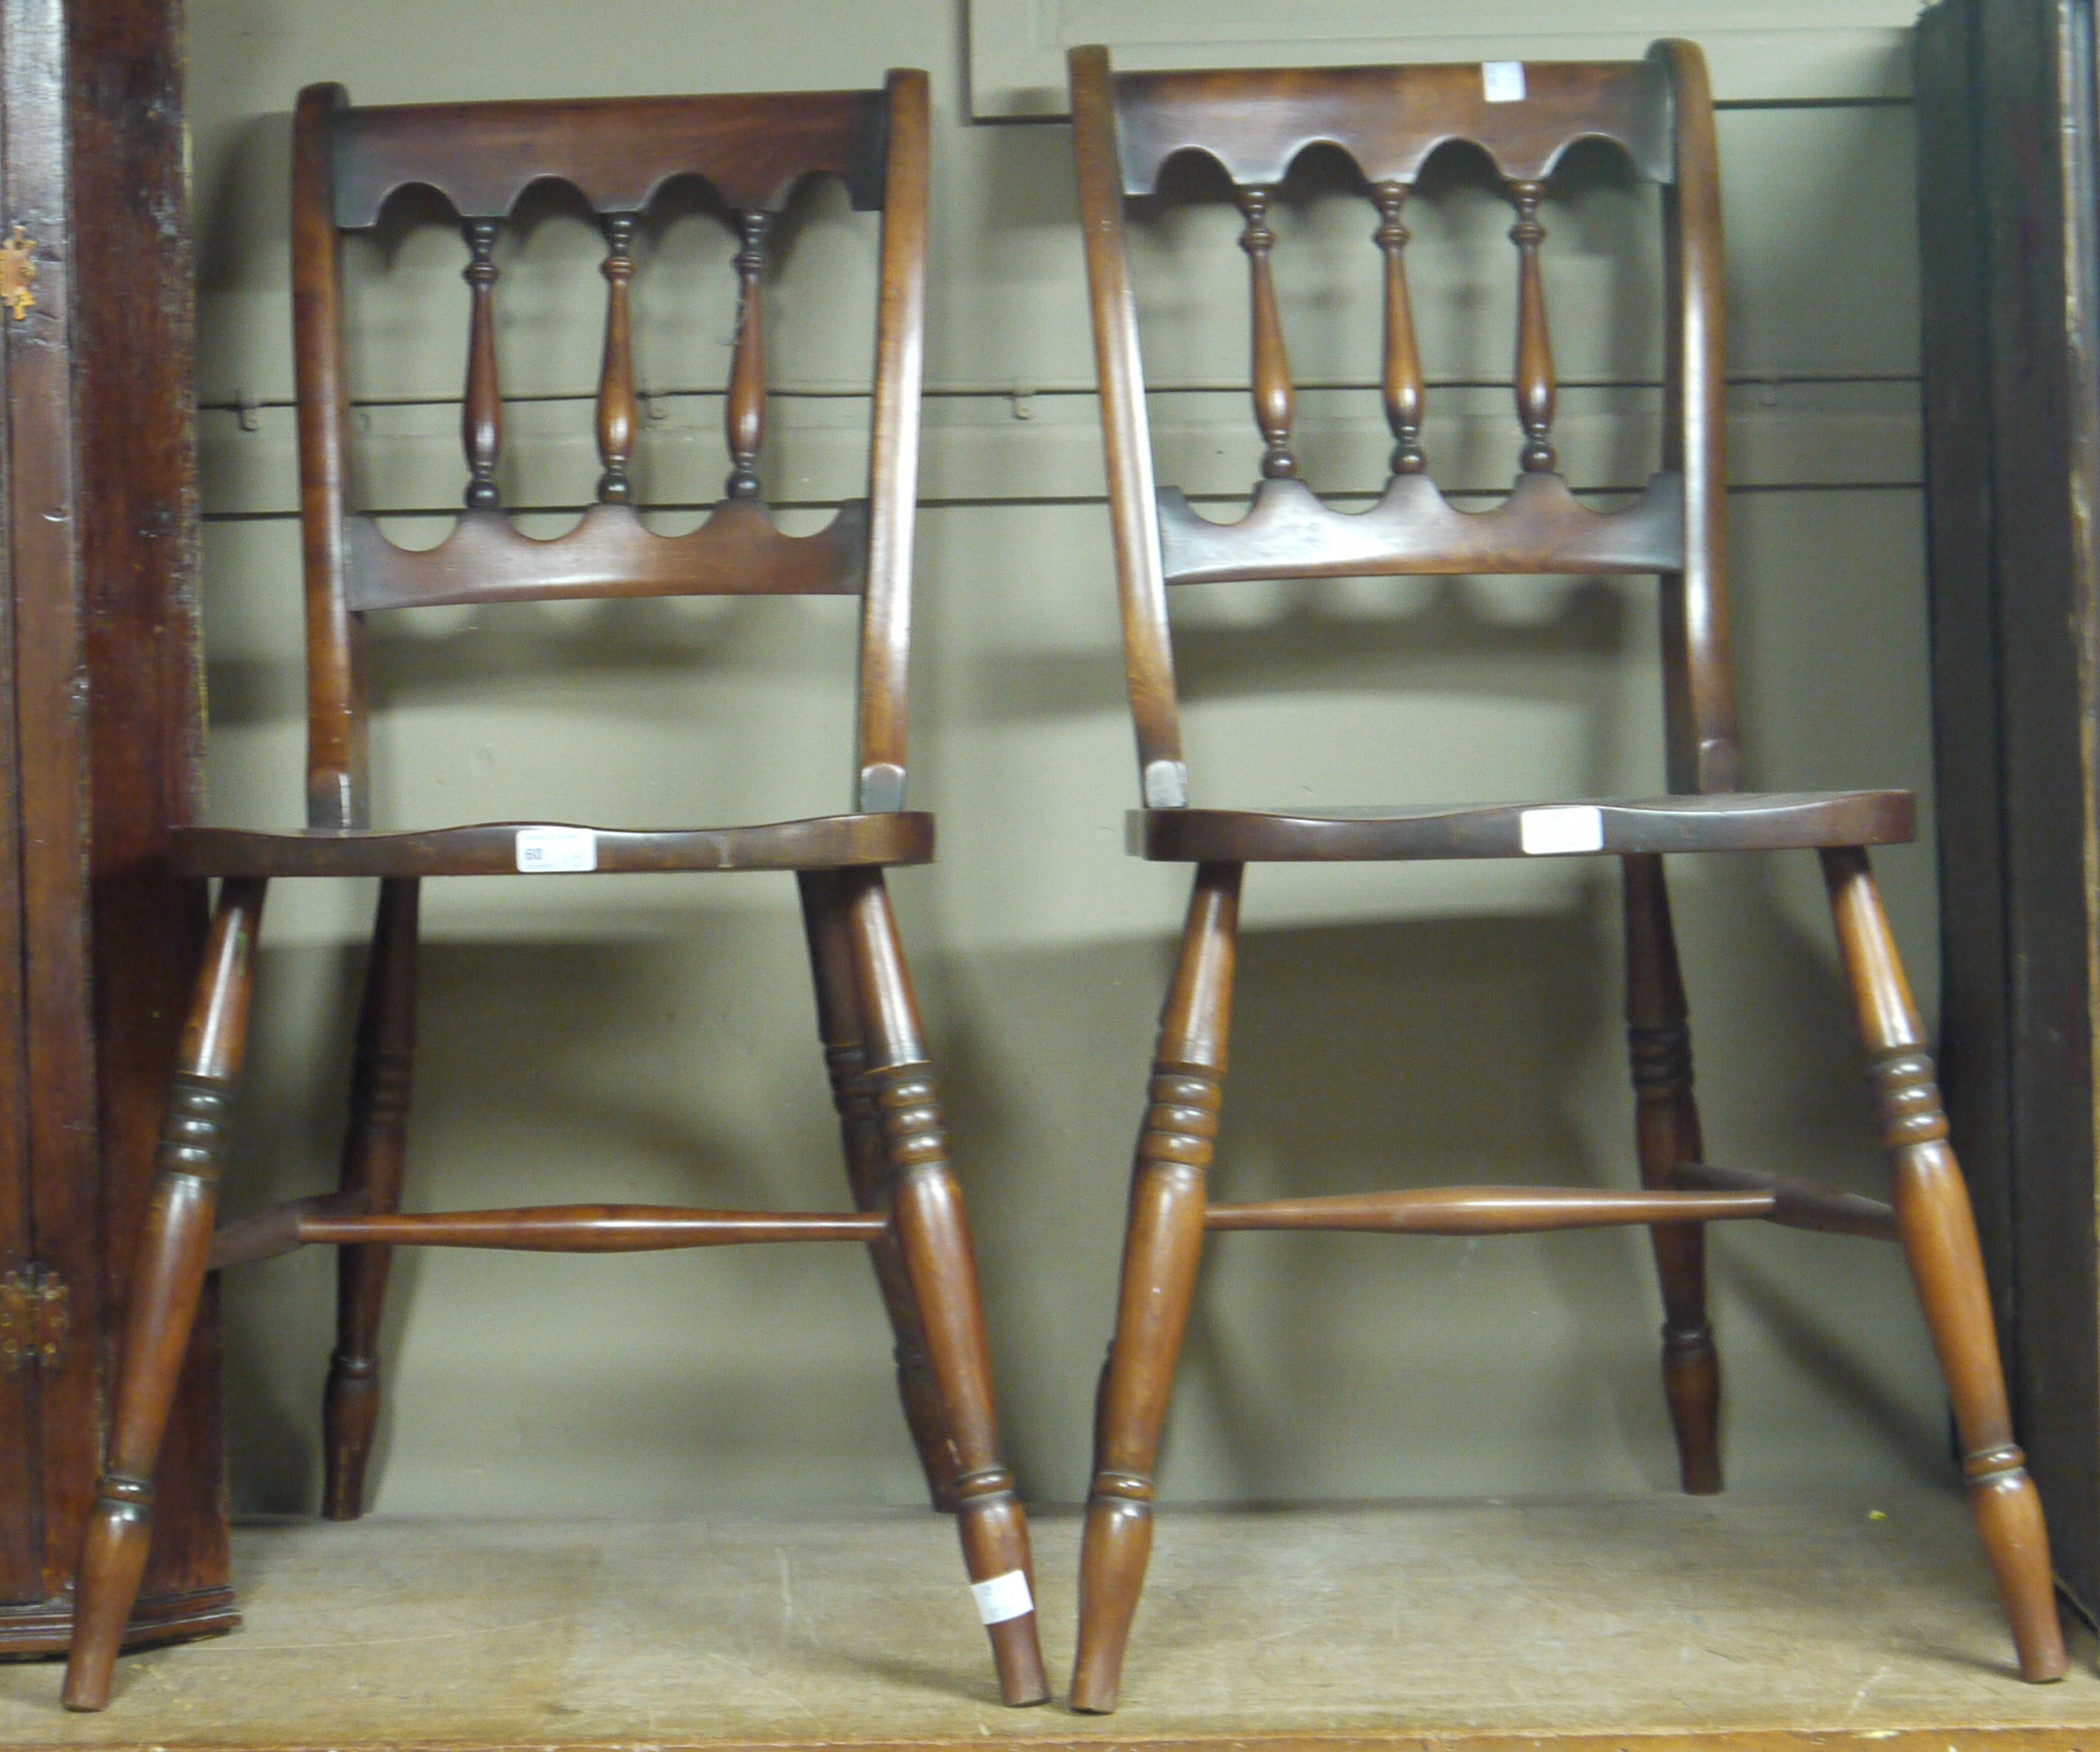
top-left (4, 1492), bottom-right (2100, 1744)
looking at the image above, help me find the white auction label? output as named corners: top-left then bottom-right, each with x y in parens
top-left (969, 1569), bottom-right (1035, 1625)
top-left (1482, 61), bottom-right (1527, 103)
top-left (514, 826), bottom-right (598, 873)
top-left (1518, 805), bottom-right (1605, 855)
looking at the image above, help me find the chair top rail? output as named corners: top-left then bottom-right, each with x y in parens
top-left (328, 87), bottom-right (891, 225)
top-left (1109, 58), bottom-right (1674, 197)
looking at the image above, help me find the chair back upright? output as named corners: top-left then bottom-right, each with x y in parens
top-left (1067, 43), bottom-right (1734, 807)
top-left (290, 73), bottom-right (930, 830)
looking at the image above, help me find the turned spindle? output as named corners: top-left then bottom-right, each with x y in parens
top-left (725, 209), bottom-right (771, 500)
top-left (460, 219), bottom-right (502, 509)
top-left (1237, 187), bottom-right (1296, 480)
top-left (596, 213), bottom-right (639, 504)
top-left (1508, 180), bottom-right (1556, 473)
top-left (1371, 183), bottom-right (1425, 476)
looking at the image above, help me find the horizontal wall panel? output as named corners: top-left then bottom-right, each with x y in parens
top-left (968, 0), bottom-right (1915, 117)
top-left (194, 98), bottom-right (1917, 406)
top-left (200, 381), bottom-right (1919, 517)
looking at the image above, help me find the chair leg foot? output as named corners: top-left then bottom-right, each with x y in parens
top-left (1661, 1323), bottom-right (1721, 1495)
top-left (62, 1481), bottom-right (154, 1711)
top-left (1965, 1454), bottom-right (2069, 1681)
top-left (1071, 1486), bottom-right (1154, 1713)
top-left (321, 1357), bottom-right (381, 1521)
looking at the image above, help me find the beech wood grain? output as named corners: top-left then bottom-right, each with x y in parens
top-left (290, 1206), bottom-right (891, 1250)
top-left (1203, 1186), bottom-right (1773, 1233)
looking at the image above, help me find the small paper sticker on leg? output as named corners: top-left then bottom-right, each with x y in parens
top-left (1482, 61), bottom-right (1527, 103)
top-left (1519, 805), bottom-right (1605, 855)
top-left (969, 1569), bottom-right (1034, 1625)
top-left (515, 826), bottom-right (598, 873)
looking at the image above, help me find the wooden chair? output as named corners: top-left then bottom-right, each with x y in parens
top-left (63, 72), bottom-right (1049, 1712)
top-left (1065, 39), bottom-right (2067, 1711)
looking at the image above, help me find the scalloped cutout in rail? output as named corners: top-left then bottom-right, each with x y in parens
top-left (344, 497), bottom-right (869, 611)
top-left (1155, 468), bottom-right (1685, 585)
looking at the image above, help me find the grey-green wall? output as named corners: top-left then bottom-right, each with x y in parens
top-left (189, 0), bottom-right (1947, 1515)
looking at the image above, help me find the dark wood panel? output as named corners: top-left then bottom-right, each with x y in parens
top-left (1916, 0), bottom-right (2100, 1621)
top-left (0, 0), bottom-right (36, 1612)
top-left (5, 0), bottom-right (102, 1617)
top-left (0, 0), bottom-right (231, 1653)
top-left (65, 0), bottom-right (227, 1632)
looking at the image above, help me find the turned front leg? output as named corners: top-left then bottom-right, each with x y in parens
top-left (842, 869), bottom-right (1048, 1706)
top-left (324, 876), bottom-right (419, 1520)
top-left (1822, 847), bottom-right (2066, 1682)
top-left (66, 879), bottom-right (267, 1711)
top-left (798, 868), bottom-right (957, 1511)
top-left (1623, 854), bottom-right (1721, 1491)
top-left (1072, 861), bottom-right (1240, 1713)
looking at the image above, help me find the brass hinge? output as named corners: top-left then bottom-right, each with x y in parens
top-left (0, 1265), bottom-right (69, 1372)
top-left (0, 225), bottom-right (36, 320)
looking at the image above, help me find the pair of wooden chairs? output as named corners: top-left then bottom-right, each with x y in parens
top-left (63, 39), bottom-right (2067, 1716)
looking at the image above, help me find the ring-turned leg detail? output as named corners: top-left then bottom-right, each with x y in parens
top-left (1823, 847), bottom-right (2066, 1683)
top-left (1623, 854), bottom-right (1720, 1492)
top-left (843, 870), bottom-right (1048, 1706)
top-left (1073, 861), bottom-right (1241, 1713)
top-left (799, 868), bottom-right (958, 1511)
top-left (324, 876), bottom-right (419, 1520)
top-left (66, 879), bottom-right (268, 1711)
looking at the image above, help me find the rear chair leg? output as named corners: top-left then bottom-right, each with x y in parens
top-left (1822, 847), bottom-right (2067, 1682)
top-left (1623, 854), bottom-right (1721, 1492)
top-left (1071, 861), bottom-right (1241, 1714)
top-left (841, 868), bottom-right (1049, 1706)
top-left (799, 869), bottom-right (958, 1511)
top-left (65, 879), bottom-right (268, 1712)
top-left (323, 876), bottom-right (420, 1520)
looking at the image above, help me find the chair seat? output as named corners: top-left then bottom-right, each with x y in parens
top-left (1128, 789), bottom-right (1914, 863)
top-left (171, 813), bottom-right (935, 878)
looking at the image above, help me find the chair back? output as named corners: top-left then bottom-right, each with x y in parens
top-left (1068, 43), bottom-right (1735, 807)
top-left (291, 73), bottom-right (929, 828)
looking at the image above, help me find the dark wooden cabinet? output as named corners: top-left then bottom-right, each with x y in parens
top-left (0, 0), bottom-right (231, 1653)
top-left (1916, 0), bottom-right (2100, 1623)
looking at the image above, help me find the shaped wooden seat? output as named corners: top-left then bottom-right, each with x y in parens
top-left (63, 73), bottom-right (1048, 1713)
top-left (1065, 39), bottom-right (2067, 1712)
top-left (1129, 789), bottom-right (1914, 862)
top-left (170, 813), bottom-right (935, 878)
